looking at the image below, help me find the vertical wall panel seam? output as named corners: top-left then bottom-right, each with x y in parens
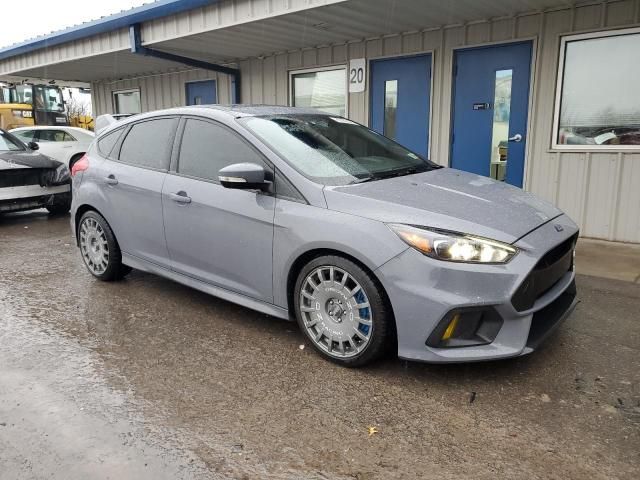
top-left (554, 152), bottom-right (562, 205)
top-left (609, 152), bottom-right (625, 240)
top-left (436, 27), bottom-right (446, 165)
top-left (525, 12), bottom-right (546, 191)
top-left (581, 153), bottom-right (592, 231)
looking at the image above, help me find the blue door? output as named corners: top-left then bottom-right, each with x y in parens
top-left (371, 55), bottom-right (431, 158)
top-left (451, 42), bottom-right (532, 187)
top-left (185, 80), bottom-right (216, 106)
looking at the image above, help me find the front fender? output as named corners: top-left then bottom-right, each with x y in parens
top-left (272, 200), bottom-right (408, 309)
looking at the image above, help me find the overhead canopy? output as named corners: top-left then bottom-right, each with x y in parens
top-left (0, 0), bottom-right (573, 83)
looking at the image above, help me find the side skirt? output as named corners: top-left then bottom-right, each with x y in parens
top-left (121, 253), bottom-right (291, 321)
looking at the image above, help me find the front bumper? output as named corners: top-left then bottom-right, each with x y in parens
top-left (376, 214), bottom-right (579, 363)
top-left (0, 184), bottom-right (71, 213)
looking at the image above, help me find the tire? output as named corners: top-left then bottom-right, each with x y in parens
top-left (77, 210), bottom-right (130, 281)
top-left (294, 255), bottom-right (393, 367)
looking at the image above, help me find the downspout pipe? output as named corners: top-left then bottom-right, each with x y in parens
top-left (129, 23), bottom-right (241, 103)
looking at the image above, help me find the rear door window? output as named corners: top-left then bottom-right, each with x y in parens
top-left (37, 130), bottom-right (74, 142)
top-left (118, 118), bottom-right (178, 170)
top-left (177, 118), bottom-right (267, 181)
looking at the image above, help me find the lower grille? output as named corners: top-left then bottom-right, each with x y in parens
top-left (0, 168), bottom-right (47, 188)
top-left (512, 233), bottom-right (577, 312)
top-left (526, 280), bottom-right (577, 349)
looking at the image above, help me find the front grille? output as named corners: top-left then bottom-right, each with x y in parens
top-left (0, 168), bottom-right (46, 188)
top-left (512, 233), bottom-right (577, 312)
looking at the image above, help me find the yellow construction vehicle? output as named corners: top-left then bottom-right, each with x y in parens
top-left (0, 82), bottom-right (35, 130)
top-left (0, 82), bottom-right (95, 130)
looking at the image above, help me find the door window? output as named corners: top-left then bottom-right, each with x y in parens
top-left (37, 130), bottom-right (77, 142)
top-left (12, 130), bottom-right (35, 142)
top-left (489, 69), bottom-right (513, 182)
top-left (383, 80), bottom-right (398, 140)
top-left (177, 119), bottom-right (266, 181)
top-left (119, 118), bottom-right (177, 170)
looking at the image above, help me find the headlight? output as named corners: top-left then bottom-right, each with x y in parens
top-left (388, 224), bottom-right (518, 264)
top-left (54, 164), bottom-right (71, 183)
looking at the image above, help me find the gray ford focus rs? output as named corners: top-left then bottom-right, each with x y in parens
top-left (71, 105), bottom-right (578, 367)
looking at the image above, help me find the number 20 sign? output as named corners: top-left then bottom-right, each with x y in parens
top-left (348, 58), bottom-right (366, 93)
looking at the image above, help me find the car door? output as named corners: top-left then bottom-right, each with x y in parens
top-left (162, 117), bottom-right (276, 303)
top-left (100, 117), bottom-right (179, 266)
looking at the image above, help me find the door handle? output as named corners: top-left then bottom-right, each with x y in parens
top-left (169, 192), bottom-right (192, 204)
top-left (508, 134), bottom-right (523, 143)
top-left (105, 175), bottom-right (118, 185)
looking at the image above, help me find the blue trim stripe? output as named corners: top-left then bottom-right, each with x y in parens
top-left (0, 0), bottom-right (220, 62)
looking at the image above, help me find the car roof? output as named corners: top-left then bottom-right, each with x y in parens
top-left (11, 126), bottom-right (93, 135)
top-left (96, 105), bottom-right (334, 137)
top-left (192, 104), bottom-right (330, 117)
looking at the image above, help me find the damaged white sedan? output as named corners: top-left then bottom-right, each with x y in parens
top-left (0, 129), bottom-right (71, 215)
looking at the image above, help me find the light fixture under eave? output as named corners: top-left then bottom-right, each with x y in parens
top-left (312, 22), bottom-right (332, 31)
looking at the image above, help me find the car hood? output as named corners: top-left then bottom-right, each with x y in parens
top-left (323, 168), bottom-right (563, 244)
top-left (0, 150), bottom-right (63, 170)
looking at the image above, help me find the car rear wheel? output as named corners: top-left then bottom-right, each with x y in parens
top-left (294, 255), bottom-right (393, 367)
top-left (78, 211), bottom-right (130, 281)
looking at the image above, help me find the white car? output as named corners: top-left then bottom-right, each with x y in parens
top-left (10, 126), bottom-right (94, 168)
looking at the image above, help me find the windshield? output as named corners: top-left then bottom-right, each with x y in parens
top-left (0, 131), bottom-right (26, 151)
top-left (13, 85), bottom-right (32, 105)
top-left (239, 115), bottom-right (440, 186)
top-left (34, 86), bottom-right (65, 112)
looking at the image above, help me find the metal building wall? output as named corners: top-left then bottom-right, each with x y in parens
top-left (91, 69), bottom-right (232, 114)
top-left (90, 0), bottom-right (640, 243)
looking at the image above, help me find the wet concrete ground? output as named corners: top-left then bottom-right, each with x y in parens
top-left (0, 211), bottom-right (638, 480)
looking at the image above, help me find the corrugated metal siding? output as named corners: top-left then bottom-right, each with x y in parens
top-left (91, 69), bottom-right (232, 115)
top-left (142, 0), bottom-right (346, 45)
top-left (91, 0), bottom-right (640, 243)
top-left (0, 0), bottom-right (346, 77)
top-left (0, 29), bottom-right (130, 76)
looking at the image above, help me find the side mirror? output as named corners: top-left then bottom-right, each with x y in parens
top-left (218, 163), bottom-right (270, 190)
top-left (28, 141), bottom-right (39, 150)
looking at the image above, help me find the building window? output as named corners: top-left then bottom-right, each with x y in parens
top-left (113, 89), bottom-right (141, 115)
top-left (290, 67), bottom-right (346, 116)
top-left (554, 28), bottom-right (640, 148)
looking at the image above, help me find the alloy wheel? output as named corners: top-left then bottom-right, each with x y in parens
top-left (299, 266), bottom-right (373, 358)
top-left (79, 217), bottom-right (110, 275)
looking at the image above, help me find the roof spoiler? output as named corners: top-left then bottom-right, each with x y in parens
top-left (94, 114), bottom-right (116, 134)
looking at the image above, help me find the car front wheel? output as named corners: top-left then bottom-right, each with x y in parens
top-left (294, 255), bottom-right (393, 367)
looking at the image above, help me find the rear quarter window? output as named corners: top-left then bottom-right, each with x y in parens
top-left (97, 128), bottom-right (123, 158)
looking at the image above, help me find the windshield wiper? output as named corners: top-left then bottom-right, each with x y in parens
top-left (350, 175), bottom-right (376, 184)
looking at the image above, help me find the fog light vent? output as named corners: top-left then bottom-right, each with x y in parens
top-left (426, 308), bottom-right (503, 348)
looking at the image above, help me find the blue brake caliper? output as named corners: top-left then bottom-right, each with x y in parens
top-left (354, 290), bottom-right (370, 335)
